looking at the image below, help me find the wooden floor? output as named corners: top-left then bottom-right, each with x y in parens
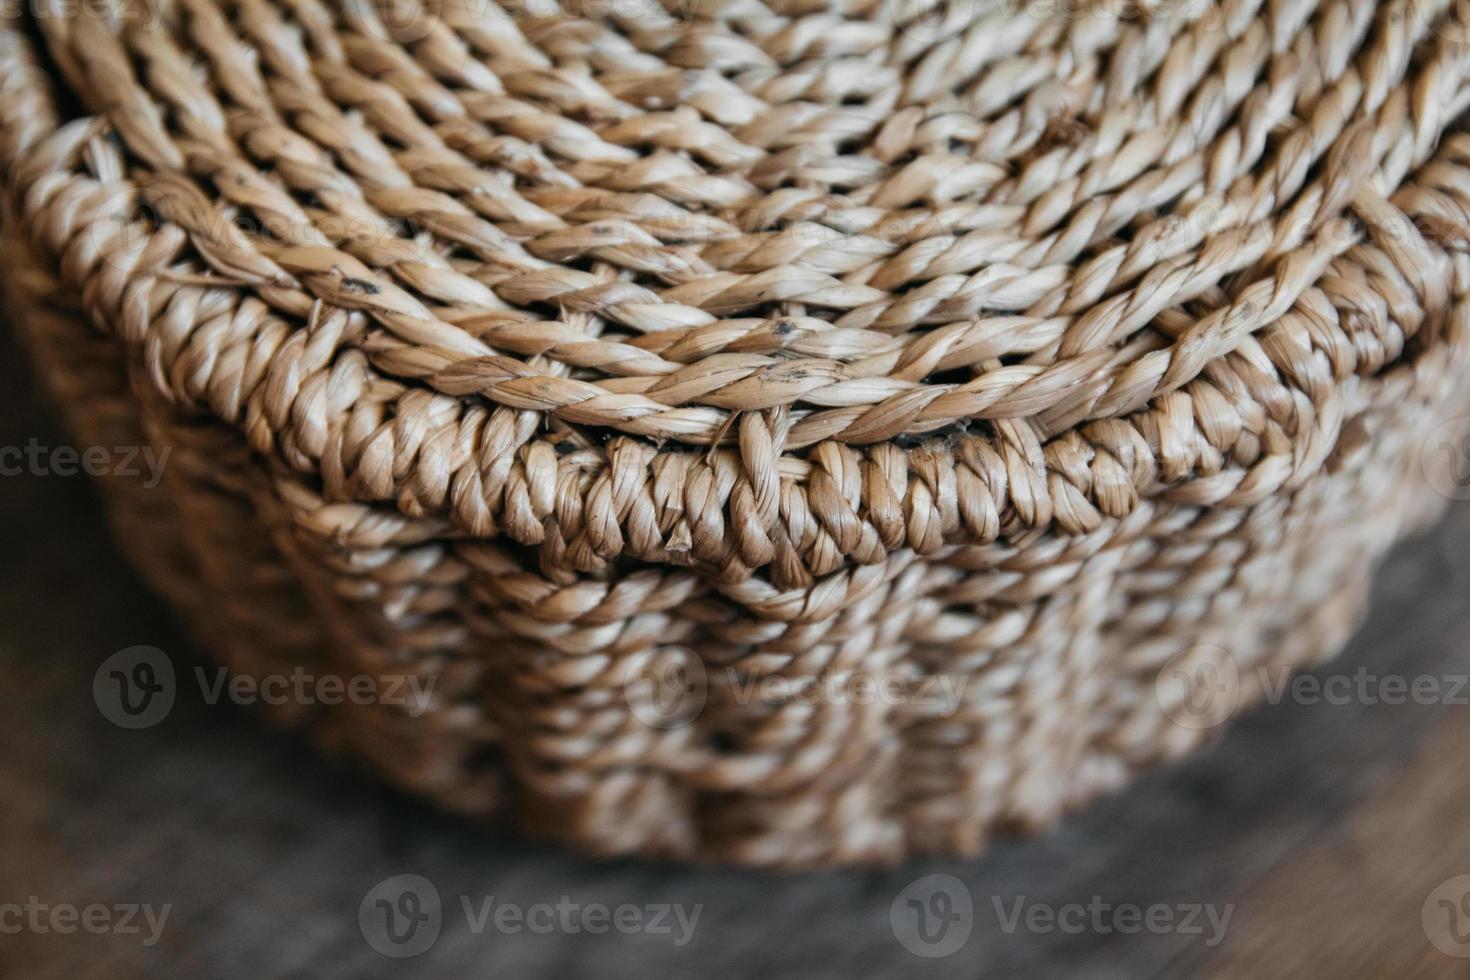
top-left (6, 323), bottom-right (1470, 980)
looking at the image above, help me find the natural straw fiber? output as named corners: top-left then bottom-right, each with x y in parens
top-left (4, 0), bottom-right (1470, 866)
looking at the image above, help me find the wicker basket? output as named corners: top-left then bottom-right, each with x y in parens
top-left (4, 0), bottom-right (1469, 867)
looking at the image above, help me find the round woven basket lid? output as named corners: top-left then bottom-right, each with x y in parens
top-left (8, 0), bottom-right (1469, 587)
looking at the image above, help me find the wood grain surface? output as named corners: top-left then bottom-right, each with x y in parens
top-left (4, 323), bottom-right (1470, 980)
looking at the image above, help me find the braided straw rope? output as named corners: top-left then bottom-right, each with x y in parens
top-left (5, 0), bottom-right (1470, 865)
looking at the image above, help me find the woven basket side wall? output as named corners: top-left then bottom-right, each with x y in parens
top-left (9, 194), bottom-right (1467, 862)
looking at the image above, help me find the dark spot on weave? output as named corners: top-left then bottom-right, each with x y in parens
top-left (706, 730), bottom-right (736, 753)
top-left (342, 276), bottom-right (380, 295)
top-left (893, 421), bottom-right (972, 449)
top-left (773, 319), bottom-right (794, 336)
top-left (1039, 114), bottom-right (1091, 151)
top-left (1014, 112), bottom-right (1092, 169)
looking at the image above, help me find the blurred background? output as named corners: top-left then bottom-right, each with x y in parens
top-left (5, 319), bottom-right (1470, 979)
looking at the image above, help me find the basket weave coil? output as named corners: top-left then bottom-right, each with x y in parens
top-left (4, 0), bottom-right (1470, 866)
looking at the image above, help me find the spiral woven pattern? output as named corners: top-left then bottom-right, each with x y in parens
top-left (4, 0), bottom-right (1470, 865)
